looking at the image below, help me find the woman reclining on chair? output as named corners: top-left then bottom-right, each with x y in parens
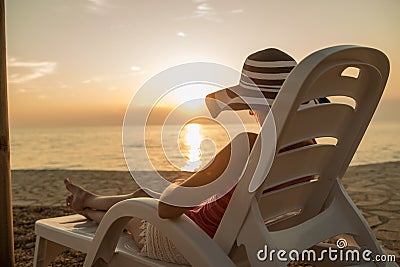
top-left (64, 48), bottom-right (321, 264)
top-left (64, 136), bottom-right (315, 265)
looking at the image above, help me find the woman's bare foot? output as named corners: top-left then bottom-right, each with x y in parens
top-left (64, 178), bottom-right (96, 213)
top-left (66, 194), bottom-right (73, 209)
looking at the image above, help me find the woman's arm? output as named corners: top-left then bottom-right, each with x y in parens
top-left (158, 132), bottom-right (257, 219)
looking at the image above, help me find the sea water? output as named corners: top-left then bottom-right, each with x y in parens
top-left (10, 122), bottom-right (400, 171)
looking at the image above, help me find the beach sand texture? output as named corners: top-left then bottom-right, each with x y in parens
top-left (12, 161), bottom-right (400, 265)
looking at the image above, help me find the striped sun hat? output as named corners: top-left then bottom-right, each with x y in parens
top-left (206, 48), bottom-right (329, 118)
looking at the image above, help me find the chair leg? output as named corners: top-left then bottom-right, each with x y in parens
top-left (331, 181), bottom-right (393, 267)
top-left (33, 236), bottom-right (68, 267)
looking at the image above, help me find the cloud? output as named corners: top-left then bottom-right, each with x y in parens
top-left (177, 1), bottom-right (223, 23)
top-left (176, 1), bottom-right (243, 23)
top-left (81, 69), bottom-right (145, 86)
top-left (130, 66), bottom-right (141, 71)
top-left (8, 58), bottom-right (57, 84)
top-left (86, 0), bottom-right (113, 13)
top-left (58, 82), bottom-right (68, 89)
top-left (81, 76), bottom-right (108, 84)
top-left (87, 0), bottom-right (105, 5)
top-left (38, 94), bottom-right (47, 100)
top-left (228, 9), bottom-right (243, 14)
top-left (81, 74), bottom-right (124, 84)
top-left (130, 66), bottom-right (146, 76)
top-left (177, 32), bottom-right (186, 37)
top-left (197, 2), bottom-right (213, 11)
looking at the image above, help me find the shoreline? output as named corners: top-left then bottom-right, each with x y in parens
top-left (10, 160), bottom-right (400, 172)
top-left (11, 160), bottom-right (400, 206)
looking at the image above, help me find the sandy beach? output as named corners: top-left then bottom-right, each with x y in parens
top-left (12, 161), bottom-right (400, 265)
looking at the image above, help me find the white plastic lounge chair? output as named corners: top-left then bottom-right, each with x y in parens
top-left (34, 45), bottom-right (397, 267)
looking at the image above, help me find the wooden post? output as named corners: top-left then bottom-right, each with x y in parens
top-left (0, 0), bottom-right (15, 266)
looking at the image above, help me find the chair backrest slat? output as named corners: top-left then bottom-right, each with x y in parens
top-left (260, 144), bottom-right (334, 190)
top-left (258, 181), bottom-right (320, 228)
top-left (279, 103), bottom-right (354, 149)
top-left (305, 61), bottom-right (377, 101)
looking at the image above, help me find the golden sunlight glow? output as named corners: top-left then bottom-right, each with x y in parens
top-left (181, 123), bottom-right (202, 171)
top-left (158, 84), bottom-right (219, 111)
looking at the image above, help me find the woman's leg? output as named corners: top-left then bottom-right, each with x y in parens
top-left (81, 208), bottom-right (145, 250)
top-left (64, 178), bottom-right (150, 212)
top-left (82, 209), bottom-right (106, 223)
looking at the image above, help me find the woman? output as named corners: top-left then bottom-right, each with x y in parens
top-left (65, 48), bottom-right (323, 264)
top-left (65, 125), bottom-right (313, 264)
top-left (65, 129), bottom-right (258, 264)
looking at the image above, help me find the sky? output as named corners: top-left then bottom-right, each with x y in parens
top-left (5, 0), bottom-right (400, 128)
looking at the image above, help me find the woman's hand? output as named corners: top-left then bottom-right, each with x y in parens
top-left (158, 183), bottom-right (191, 219)
top-left (157, 132), bottom-right (257, 219)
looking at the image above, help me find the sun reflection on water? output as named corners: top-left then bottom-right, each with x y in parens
top-left (180, 123), bottom-right (202, 171)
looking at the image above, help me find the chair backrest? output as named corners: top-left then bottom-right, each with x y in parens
top-left (213, 45), bottom-right (390, 253)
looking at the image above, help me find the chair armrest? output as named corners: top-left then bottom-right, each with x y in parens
top-left (83, 198), bottom-right (235, 267)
